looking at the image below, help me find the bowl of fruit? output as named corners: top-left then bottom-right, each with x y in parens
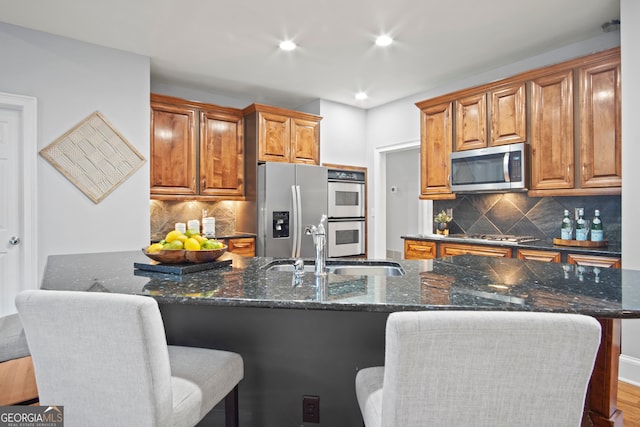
top-left (143, 230), bottom-right (227, 264)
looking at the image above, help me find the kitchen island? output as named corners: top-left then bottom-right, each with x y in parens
top-left (41, 251), bottom-right (640, 426)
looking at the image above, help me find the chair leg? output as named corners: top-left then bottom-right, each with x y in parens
top-left (224, 385), bottom-right (239, 427)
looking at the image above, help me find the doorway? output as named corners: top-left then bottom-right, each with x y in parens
top-left (385, 148), bottom-right (420, 259)
top-left (0, 92), bottom-right (38, 316)
top-left (372, 141), bottom-right (432, 260)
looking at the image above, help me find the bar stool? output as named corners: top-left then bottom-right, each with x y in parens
top-left (355, 311), bottom-right (601, 427)
top-left (16, 290), bottom-right (243, 427)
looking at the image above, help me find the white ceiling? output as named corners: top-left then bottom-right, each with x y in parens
top-left (0, 0), bottom-right (620, 109)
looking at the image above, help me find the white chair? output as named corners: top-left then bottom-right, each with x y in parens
top-left (16, 290), bottom-right (243, 427)
top-left (355, 311), bottom-right (601, 427)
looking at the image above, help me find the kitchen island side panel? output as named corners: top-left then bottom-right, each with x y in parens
top-left (159, 304), bottom-right (388, 427)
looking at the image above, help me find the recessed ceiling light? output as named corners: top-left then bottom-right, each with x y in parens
top-left (279, 40), bottom-right (296, 51)
top-left (355, 92), bottom-right (368, 100)
top-left (375, 35), bottom-right (393, 47)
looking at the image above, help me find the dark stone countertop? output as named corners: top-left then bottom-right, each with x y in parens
top-left (40, 250), bottom-right (640, 318)
top-left (402, 234), bottom-right (622, 257)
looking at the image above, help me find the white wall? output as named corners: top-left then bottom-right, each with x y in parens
top-left (0, 22), bottom-right (150, 284)
top-left (620, 0), bottom-right (640, 385)
top-left (317, 99), bottom-right (367, 167)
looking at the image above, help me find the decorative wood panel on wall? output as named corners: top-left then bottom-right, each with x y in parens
top-left (40, 111), bottom-right (145, 203)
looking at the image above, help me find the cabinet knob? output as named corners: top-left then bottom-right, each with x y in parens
top-left (9, 236), bottom-right (20, 245)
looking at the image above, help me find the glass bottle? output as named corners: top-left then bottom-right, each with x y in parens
top-left (561, 209), bottom-right (573, 240)
top-left (591, 209), bottom-right (604, 242)
top-left (575, 208), bottom-right (588, 241)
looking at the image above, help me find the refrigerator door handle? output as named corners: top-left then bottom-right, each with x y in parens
top-left (295, 185), bottom-right (303, 258)
top-left (291, 185), bottom-right (298, 258)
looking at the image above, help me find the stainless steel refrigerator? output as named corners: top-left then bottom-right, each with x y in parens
top-left (257, 163), bottom-right (328, 257)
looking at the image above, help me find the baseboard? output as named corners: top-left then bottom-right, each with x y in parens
top-left (619, 354), bottom-right (640, 386)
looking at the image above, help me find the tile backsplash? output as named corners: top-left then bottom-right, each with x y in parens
top-left (434, 193), bottom-right (621, 243)
top-left (150, 200), bottom-right (237, 241)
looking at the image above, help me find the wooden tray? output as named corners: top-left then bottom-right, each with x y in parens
top-left (134, 258), bottom-right (232, 275)
top-left (552, 238), bottom-right (607, 248)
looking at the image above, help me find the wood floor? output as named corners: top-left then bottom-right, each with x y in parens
top-left (619, 381), bottom-right (640, 427)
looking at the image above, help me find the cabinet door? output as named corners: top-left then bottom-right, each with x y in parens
top-left (420, 102), bottom-right (453, 198)
top-left (516, 249), bottom-right (561, 263)
top-left (290, 117), bottom-right (319, 164)
top-left (530, 70), bottom-right (574, 190)
top-left (258, 112), bottom-right (290, 162)
top-left (199, 110), bottom-right (244, 197)
top-left (579, 58), bottom-right (622, 189)
top-left (404, 239), bottom-right (437, 260)
top-left (439, 243), bottom-right (512, 258)
top-left (150, 103), bottom-right (197, 195)
top-left (567, 254), bottom-right (621, 269)
top-left (490, 83), bottom-right (526, 146)
top-left (455, 93), bottom-right (486, 151)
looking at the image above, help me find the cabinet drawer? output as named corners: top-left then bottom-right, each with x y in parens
top-left (439, 242), bottom-right (512, 258)
top-left (404, 240), bottom-right (437, 260)
top-left (516, 249), bottom-right (561, 263)
top-left (566, 253), bottom-right (621, 269)
top-left (226, 237), bottom-right (255, 257)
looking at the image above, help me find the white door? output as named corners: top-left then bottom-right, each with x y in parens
top-left (0, 93), bottom-right (37, 316)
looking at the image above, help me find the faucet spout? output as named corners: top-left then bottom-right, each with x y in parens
top-left (305, 215), bottom-right (328, 276)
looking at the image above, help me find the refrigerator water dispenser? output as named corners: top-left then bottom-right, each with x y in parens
top-left (273, 211), bottom-right (289, 238)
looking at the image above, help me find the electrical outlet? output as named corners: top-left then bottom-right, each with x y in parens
top-left (302, 395), bottom-right (320, 423)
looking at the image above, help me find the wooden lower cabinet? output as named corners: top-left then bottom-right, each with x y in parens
top-left (516, 249), bottom-right (562, 263)
top-left (225, 237), bottom-right (255, 257)
top-left (567, 253), bottom-right (621, 269)
top-left (439, 243), bottom-right (512, 258)
top-left (404, 239), bottom-right (437, 260)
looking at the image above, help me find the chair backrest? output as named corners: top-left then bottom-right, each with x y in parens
top-left (381, 311), bottom-right (601, 427)
top-left (16, 290), bottom-right (173, 427)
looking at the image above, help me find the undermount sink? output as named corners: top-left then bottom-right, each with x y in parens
top-left (263, 260), bottom-right (405, 277)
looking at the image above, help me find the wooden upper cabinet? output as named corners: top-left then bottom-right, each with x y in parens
top-left (150, 94), bottom-right (245, 200)
top-left (258, 112), bottom-right (290, 162)
top-left (150, 102), bottom-right (197, 195)
top-left (245, 104), bottom-right (321, 165)
top-left (290, 117), bottom-right (320, 164)
top-left (199, 109), bottom-right (244, 197)
top-left (579, 56), bottom-right (622, 189)
top-left (455, 93), bottom-right (486, 151)
top-left (418, 101), bottom-right (454, 199)
top-left (530, 69), bottom-right (574, 191)
top-left (490, 82), bottom-right (526, 146)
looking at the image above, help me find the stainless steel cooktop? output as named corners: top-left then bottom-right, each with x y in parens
top-left (448, 234), bottom-right (539, 244)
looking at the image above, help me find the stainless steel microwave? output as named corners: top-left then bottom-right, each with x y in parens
top-left (450, 143), bottom-right (527, 193)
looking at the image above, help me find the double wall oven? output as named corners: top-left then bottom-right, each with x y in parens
top-left (327, 168), bottom-right (366, 258)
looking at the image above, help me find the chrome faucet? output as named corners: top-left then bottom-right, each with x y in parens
top-left (305, 214), bottom-right (327, 276)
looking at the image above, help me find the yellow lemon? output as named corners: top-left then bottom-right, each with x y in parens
top-left (184, 238), bottom-right (201, 251)
top-left (176, 234), bottom-right (188, 243)
top-left (165, 230), bottom-right (185, 243)
top-left (147, 243), bottom-right (164, 253)
top-left (193, 234), bottom-right (206, 244)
